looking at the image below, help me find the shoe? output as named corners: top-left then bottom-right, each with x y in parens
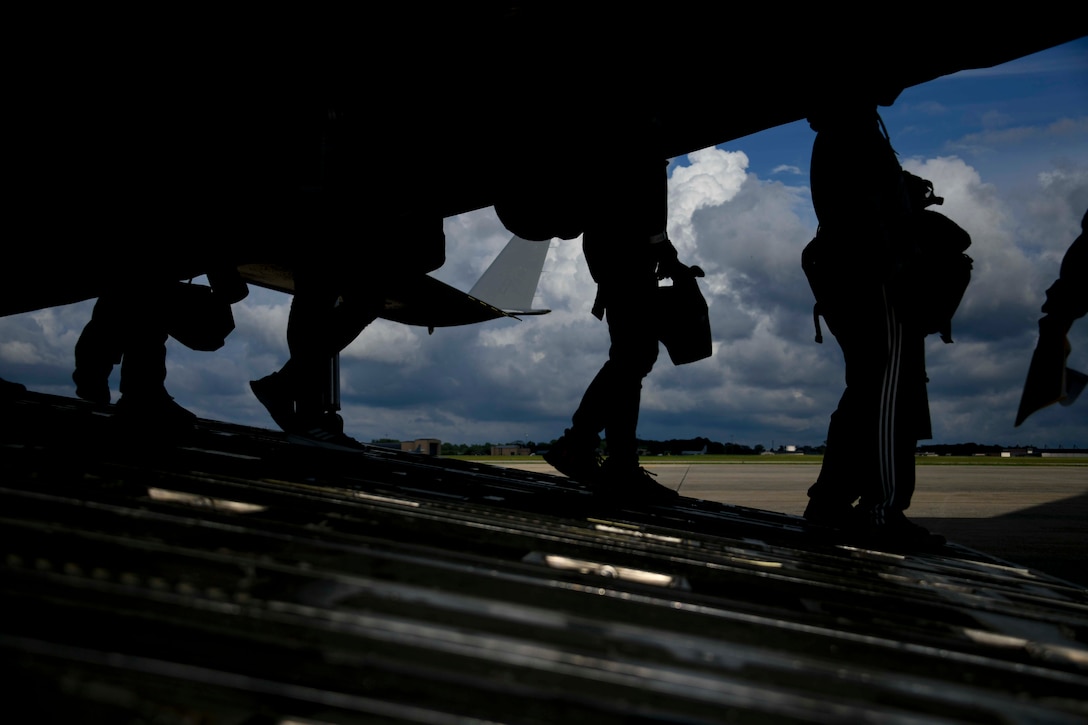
top-left (803, 499), bottom-right (860, 531)
top-left (543, 429), bottom-right (602, 482)
top-left (250, 373), bottom-right (297, 432)
top-left (287, 413), bottom-right (366, 452)
top-left (859, 510), bottom-right (946, 551)
top-left (115, 389), bottom-right (197, 432)
top-left (597, 461), bottom-right (680, 504)
top-left (73, 369), bottom-right (111, 405)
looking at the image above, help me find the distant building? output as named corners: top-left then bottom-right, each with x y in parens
top-left (1039, 448), bottom-right (1088, 458)
top-left (491, 445), bottom-right (531, 456)
top-left (401, 439), bottom-right (441, 456)
top-left (763, 445), bottom-right (803, 456)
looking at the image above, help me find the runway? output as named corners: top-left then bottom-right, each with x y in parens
top-left (506, 461), bottom-right (1088, 587)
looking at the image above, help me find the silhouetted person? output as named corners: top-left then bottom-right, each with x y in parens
top-left (801, 93), bottom-right (945, 549)
top-left (1015, 208), bottom-right (1088, 425)
top-left (543, 135), bottom-right (690, 502)
top-left (246, 99), bottom-right (445, 448)
top-left (1044, 209), bottom-right (1088, 323)
top-left (248, 264), bottom-right (376, 448)
top-left (249, 217), bottom-right (444, 448)
top-left (73, 267), bottom-right (245, 431)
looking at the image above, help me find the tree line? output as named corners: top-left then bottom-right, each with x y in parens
top-left (421, 440), bottom-right (1068, 457)
top-left (432, 438), bottom-right (820, 457)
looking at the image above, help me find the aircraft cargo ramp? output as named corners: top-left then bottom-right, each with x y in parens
top-left (2, 391), bottom-right (1087, 723)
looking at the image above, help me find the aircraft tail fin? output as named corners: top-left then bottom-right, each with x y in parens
top-left (469, 235), bottom-right (551, 316)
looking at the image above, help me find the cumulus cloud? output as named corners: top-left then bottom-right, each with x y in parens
top-left (905, 100), bottom-right (948, 116)
top-left (0, 340), bottom-right (43, 365)
top-left (341, 319), bottom-right (425, 366)
top-left (898, 156), bottom-right (1087, 445)
top-left (901, 156), bottom-right (1037, 334)
top-left (667, 148), bottom-right (749, 254)
top-left (949, 116), bottom-right (1088, 154)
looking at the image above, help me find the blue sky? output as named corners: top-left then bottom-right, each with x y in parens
top-left (1, 37), bottom-right (1085, 449)
top-left (732, 40), bottom-right (1088, 188)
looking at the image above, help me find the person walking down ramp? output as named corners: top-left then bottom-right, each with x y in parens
top-left (800, 89), bottom-right (969, 550)
top-left (544, 138), bottom-right (708, 503)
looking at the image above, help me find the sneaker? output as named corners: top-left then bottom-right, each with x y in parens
top-left (860, 510), bottom-right (946, 551)
top-left (115, 389), bottom-right (197, 432)
top-left (597, 461), bottom-right (679, 504)
top-left (803, 499), bottom-right (860, 531)
top-left (543, 429), bottom-right (602, 482)
top-left (250, 372), bottom-right (297, 432)
top-left (287, 413), bottom-right (366, 452)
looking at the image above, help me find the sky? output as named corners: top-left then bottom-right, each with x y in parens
top-left (2, 38), bottom-right (1086, 449)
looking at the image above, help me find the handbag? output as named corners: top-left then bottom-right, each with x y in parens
top-left (167, 281), bottom-right (236, 351)
top-left (657, 266), bottom-right (712, 365)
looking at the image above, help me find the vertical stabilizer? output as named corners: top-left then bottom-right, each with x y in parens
top-left (469, 236), bottom-right (551, 315)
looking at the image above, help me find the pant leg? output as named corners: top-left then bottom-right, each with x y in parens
top-left (284, 264), bottom-right (384, 417)
top-left (809, 286), bottom-right (919, 515)
top-left (75, 296), bottom-right (126, 376)
top-left (571, 275), bottom-right (659, 469)
top-left (875, 318), bottom-right (926, 517)
top-left (95, 285), bottom-right (169, 398)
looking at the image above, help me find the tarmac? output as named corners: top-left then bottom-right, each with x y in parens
top-left (507, 461), bottom-right (1088, 588)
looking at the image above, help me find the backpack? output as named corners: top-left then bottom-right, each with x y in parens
top-left (803, 113), bottom-right (973, 344)
top-left (802, 180), bottom-right (972, 344)
top-left (892, 208), bottom-right (973, 343)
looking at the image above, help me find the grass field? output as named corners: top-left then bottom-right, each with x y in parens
top-left (450, 454), bottom-right (1088, 466)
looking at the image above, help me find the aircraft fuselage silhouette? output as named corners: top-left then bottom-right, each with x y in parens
top-left (4, 7), bottom-right (1084, 323)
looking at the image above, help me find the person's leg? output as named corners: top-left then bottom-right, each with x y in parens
top-left (73, 295), bottom-right (126, 404)
top-left (863, 314), bottom-right (930, 530)
top-left (549, 274), bottom-right (658, 484)
top-left (597, 294), bottom-right (659, 470)
top-left (111, 284), bottom-right (196, 430)
top-left (805, 403), bottom-right (865, 527)
top-left (813, 288), bottom-right (942, 547)
top-left (855, 290), bottom-right (911, 522)
top-left (805, 286), bottom-right (891, 527)
top-left (253, 261), bottom-right (377, 422)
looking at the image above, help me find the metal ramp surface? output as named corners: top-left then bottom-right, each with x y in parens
top-left (2, 391), bottom-right (1086, 723)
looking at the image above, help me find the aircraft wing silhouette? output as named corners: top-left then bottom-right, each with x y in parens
top-left (0, 233), bottom-right (551, 331)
